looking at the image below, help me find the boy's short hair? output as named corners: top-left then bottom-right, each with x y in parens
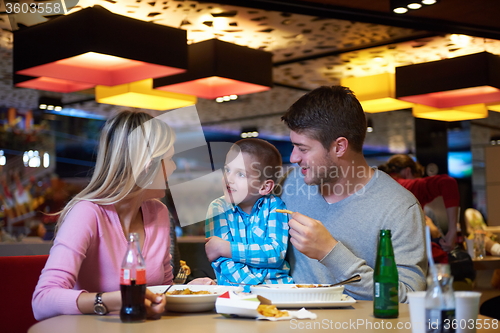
top-left (230, 138), bottom-right (282, 183)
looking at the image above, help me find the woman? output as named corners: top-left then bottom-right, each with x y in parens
top-left (32, 111), bottom-right (175, 321)
top-left (380, 154), bottom-right (459, 252)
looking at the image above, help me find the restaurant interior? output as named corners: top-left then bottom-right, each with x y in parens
top-left (1, 0), bottom-right (500, 331)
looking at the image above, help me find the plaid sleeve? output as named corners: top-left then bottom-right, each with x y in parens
top-left (213, 257), bottom-right (267, 287)
top-left (207, 200), bottom-right (267, 286)
top-left (205, 199), bottom-right (231, 240)
top-left (231, 196), bottom-right (290, 269)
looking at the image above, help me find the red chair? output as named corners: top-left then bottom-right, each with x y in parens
top-left (0, 255), bottom-right (48, 333)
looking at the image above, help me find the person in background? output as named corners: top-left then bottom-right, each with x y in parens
top-left (379, 154), bottom-right (459, 252)
top-left (205, 138), bottom-right (293, 287)
top-left (465, 208), bottom-right (500, 256)
top-left (32, 111), bottom-right (175, 321)
top-left (279, 86), bottom-right (427, 302)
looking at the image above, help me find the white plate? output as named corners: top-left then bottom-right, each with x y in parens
top-left (148, 285), bottom-right (242, 312)
top-left (250, 284), bottom-right (344, 303)
top-left (271, 294), bottom-right (356, 308)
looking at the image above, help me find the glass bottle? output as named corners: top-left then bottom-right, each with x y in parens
top-left (120, 232), bottom-right (147, 323)
top-left (373, 229), bottom-right (399, 318)
top-left (425, 264), bottom-right (456, 333)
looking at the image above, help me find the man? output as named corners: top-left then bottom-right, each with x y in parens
top-left (279, 86), bottom-right (427, 302)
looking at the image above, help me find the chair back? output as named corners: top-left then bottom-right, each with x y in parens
top-left (0, 255), bottom-right (48, 333)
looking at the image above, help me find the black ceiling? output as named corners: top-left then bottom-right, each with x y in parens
top-left (212, 0), bottom-right (500, 40)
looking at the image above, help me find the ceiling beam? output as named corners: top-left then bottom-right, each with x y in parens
top-left (211, 0), bottom-right (500, 40)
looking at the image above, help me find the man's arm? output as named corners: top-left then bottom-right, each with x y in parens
top-left (288, 204), bottom-right (427, 302)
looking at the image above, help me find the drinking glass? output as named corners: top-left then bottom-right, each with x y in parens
top-left (473, 231), bottom-right (486, 259)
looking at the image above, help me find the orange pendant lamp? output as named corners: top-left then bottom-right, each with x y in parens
top-left (396, 52), bottom-right (500, 109)
top-left (153, 39), bottom-right (273, 100)
top-left (13, 6), bottom-right (188, 92)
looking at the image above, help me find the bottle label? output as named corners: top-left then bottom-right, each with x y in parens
top-left (120, 268), bottom-right (146, 285)
top-left (136, 269), bottom-right (146, 284)
top-left (374, 282), bottom-right (398, 310)
top-left (426, 309), bottom-right (456, 333)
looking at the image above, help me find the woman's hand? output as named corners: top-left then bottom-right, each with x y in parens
top-left (145, 288), bottom-right (166, 319)
top-left (187, 277), bottom-right (216, 285)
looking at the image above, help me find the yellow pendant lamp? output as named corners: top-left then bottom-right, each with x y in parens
top-left (412, 103), bottom-right (488, 122)
top-left (96, 79), bottom-right (196, 111)
top-left (341, 73), bottom-right (413, 113)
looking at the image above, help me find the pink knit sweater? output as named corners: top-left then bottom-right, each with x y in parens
top-left (32, 200), bottom-right (173, 321)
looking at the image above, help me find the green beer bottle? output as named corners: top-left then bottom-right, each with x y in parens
top-left (373, 229), bottom-right (399, 318)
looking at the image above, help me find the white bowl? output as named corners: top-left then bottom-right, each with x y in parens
top-left (148, 285), bottom-right (241, 312)
top-left (250, 284), bottom-right (344, 303)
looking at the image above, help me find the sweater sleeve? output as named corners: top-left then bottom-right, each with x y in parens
top-left (319, 202), bottom-right (427, 303)
top-left (32, 202), bottom-right (98, 321)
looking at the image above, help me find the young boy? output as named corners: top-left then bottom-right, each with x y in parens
top-left (205, 138), bottom-right (293, 286)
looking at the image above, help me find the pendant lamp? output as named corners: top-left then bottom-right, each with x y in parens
top-left (412, 103), bottom-right (488, 122)
top-left (13, 6), bottom-right (187, 91)
top-left (95, 79), bottom-right (197, 111)
top-left (341, 73), bottom-right (413, 112)
top-left (153, 39), bottom-right (273, 100)
top-left (396, 52), bottom-right (500, 108)
top-left (14, 74), bottom-right (94, 93)
top-left (487, 103), bottom-right (500, 112)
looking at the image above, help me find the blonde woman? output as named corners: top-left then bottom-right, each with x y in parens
top-left (33, 111), bottom-right (175, 321)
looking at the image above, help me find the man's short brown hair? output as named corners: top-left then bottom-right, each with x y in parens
top-left (281, 86), bottom-right (367, 153)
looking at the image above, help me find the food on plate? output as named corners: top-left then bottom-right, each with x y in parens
top-left (295, 284), bottom-right (316, 288)
top-left (257, 304), bottom-right (289, 318)
top-left (167, 288), bottom-right (213, 295)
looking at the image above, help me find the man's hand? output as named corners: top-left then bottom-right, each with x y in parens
top-left (288, 212), bottom-right (337, 261)
top-left (205, 236), bottom-right (231, 262)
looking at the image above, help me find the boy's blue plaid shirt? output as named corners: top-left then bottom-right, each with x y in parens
top-left (205, 194), bottom-right (293, 286)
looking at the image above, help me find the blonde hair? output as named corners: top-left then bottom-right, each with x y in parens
top-left (56, 111), bottom-right (175, 230)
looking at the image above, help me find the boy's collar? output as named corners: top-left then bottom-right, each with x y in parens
top-left (230, 195), bottom-right (269, 214)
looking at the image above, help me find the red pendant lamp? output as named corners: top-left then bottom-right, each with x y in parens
top-left (153, 39), bottom-right (273, 100)
top-left (13, 6), bottom-right (188, 92)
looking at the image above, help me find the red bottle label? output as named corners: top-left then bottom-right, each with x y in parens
top-left (136, 269), bottom-right (146, 285)
top-left (120, 268), bottom-right (146, 285)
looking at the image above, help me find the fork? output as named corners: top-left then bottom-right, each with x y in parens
top-left (161, 268), bottom-right (189, 295)
top-left (173, 267), bottom-right (188, 284)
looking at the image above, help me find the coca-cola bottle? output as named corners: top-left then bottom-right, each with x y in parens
top-left (120, 232), bottom-right (147, 323)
